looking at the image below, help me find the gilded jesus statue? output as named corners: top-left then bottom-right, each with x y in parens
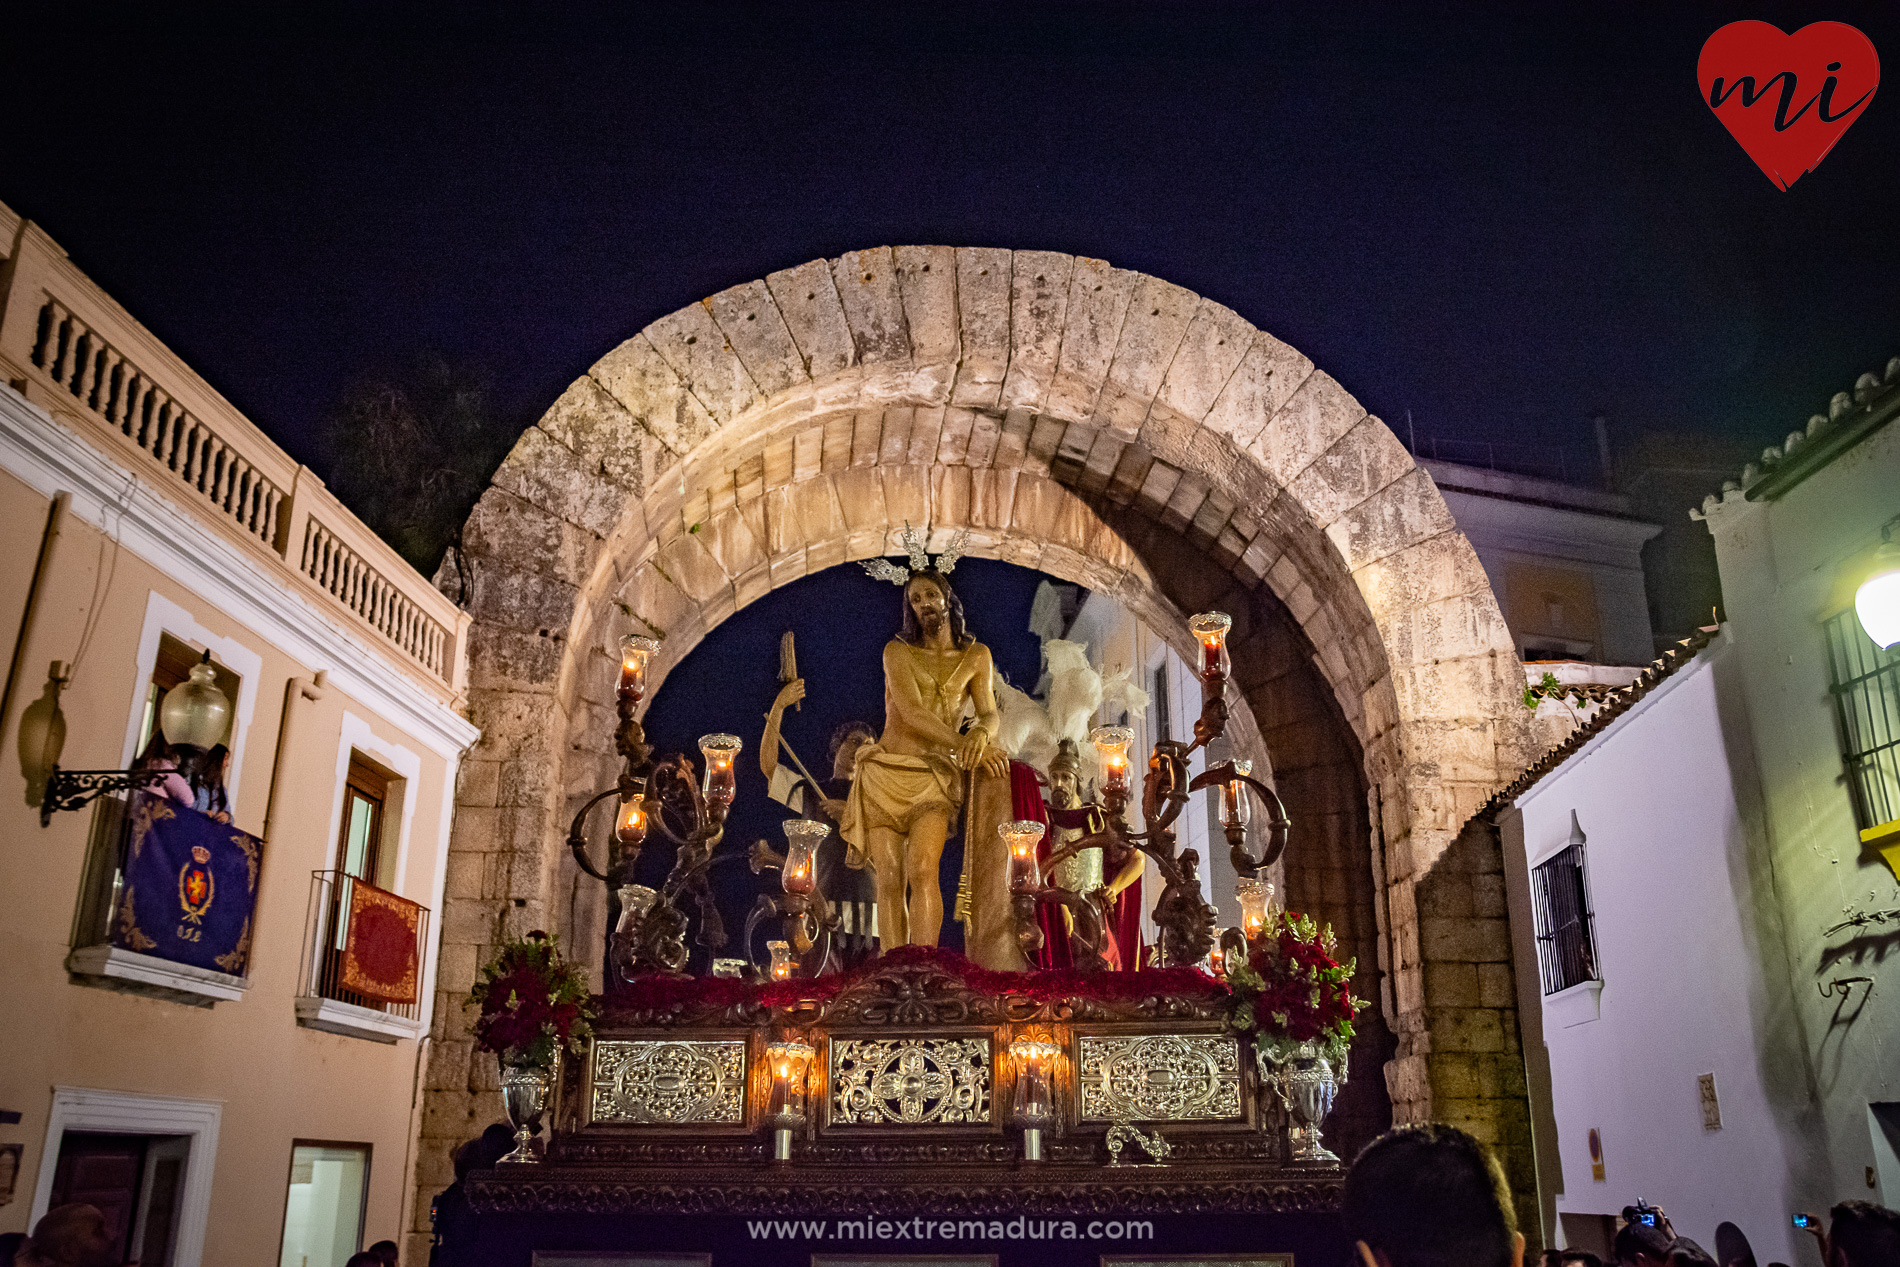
top-left (841, 536), bottom-right (1022, 966)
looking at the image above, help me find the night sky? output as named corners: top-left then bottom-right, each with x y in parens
top-left (4, 1), bottom-right (1898, 486)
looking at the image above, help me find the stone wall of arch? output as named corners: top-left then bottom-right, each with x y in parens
top-left (413, 247), bottom-right (1538, 1250)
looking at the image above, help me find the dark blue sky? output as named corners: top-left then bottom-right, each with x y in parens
top-left (3, 1), bottom-right (1897, 484)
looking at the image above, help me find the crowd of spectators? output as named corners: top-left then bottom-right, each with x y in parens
top-left (1341, 1121), bottom-right (1900, 1267)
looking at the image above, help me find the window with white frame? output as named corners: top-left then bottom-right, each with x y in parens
top-left (1531, 829), bottom-right (1599, 995)
top-left (1825, 610), bottom-right (1900, 837)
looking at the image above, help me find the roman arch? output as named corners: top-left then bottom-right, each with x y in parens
top-left (425, 248), bottom-right (1535, 1219)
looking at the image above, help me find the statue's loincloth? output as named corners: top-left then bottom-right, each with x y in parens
top-left (837, 743), bottom-right (963, 869)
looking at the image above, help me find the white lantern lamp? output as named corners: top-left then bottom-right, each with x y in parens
top-left (1855, 520), bottom-right (1900, 651)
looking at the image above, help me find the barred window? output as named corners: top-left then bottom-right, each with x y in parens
top-left (1824, 611), bottom-right (1900, 834)
top-left (1531, 835), bottom-right (1599, 995)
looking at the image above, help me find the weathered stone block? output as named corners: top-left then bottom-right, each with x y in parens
top-left (1420, 916), bottom-right (1513, 963)
top-left (1288, 415), bottom-right (1415, 528)
top-left (831, 248), bottom-right (911, 367)
top-left (1046, 259), bottom-right (1134, 422)
top-left (951, 248), bottom-right (1012, 409)
top-left (1203, 329), bottom-right (1315, 447)
top-left (1000, 251), bottom-right (1073, 411)
top-left (590, 335), bottom-right (719, 456)
top-left (765, 258), bottom-right (856, 380)
top-left (1091, 273), bottom-right (1197, 437)
top-left (706, 280), bottom-right (808, 397)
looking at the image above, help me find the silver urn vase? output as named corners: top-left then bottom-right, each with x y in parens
top-left (1258, 1039), bottom-right (1346, 1163)
top-left (497, 1059), bottom-right (555, 1164)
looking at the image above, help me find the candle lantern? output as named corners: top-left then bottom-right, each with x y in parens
top-left (1008, 1038), bottom-right (1061, 1161)
top-left (781, 820), bottom-right (826, 895)
top-left (1188, 611), bottom-right (1233, 692)
top-left (763, 1039), bottom-right (816, 1162)
top-left (1220, 758), bottom-right (1253, 830)
top-left (1208, 944), bottom-right (1226, 976)
top-left (1090, 725), bottom-right (1134, 796)
top-left (617, 635), bottom-right (661, 707)
top-left (1000, 820), bottom-right (1047, 894)
top-left (614, 795), bottom-right (649, 847)
top-left (698, 733), bottom-right (742, 809)
top-left (767, 939), bottom-right (794, 980)
top-left (1237, 877), bottom-right (1275, 942)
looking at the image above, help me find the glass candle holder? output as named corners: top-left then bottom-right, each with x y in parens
top-left (1237, 877), bottom-right (1275, 942)
top-left (767, 939), bottom-right (794, 980)
top-left (616, 883), bottom-right (658, 935)
top-left (614, 795), bottom-right (649, 847)
top-left (764, 1039), bottom-right (816, 1161)
top-left (699, 733), bottom-right (742, 809)
top-left (782, 820), bottom-right (826, 895)
top-left (1208, 944), bottom-right (1226, 976)
top-left (1000, 820), bottom-right (1047, 894)
top-left (1008, 1038), bottom-right (1060, 1161)
top-left (1221, 759), bottom-right (1253, 830)
top-left (617, 635), bottom-right (660, 707)
top-left (1188, 611), bottom-right (1233, 686)
top-left (1090, 725), bottom-right (1134, 796)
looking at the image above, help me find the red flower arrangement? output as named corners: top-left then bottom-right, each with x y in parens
top-left (468, 931), bottom-right (595, 1069)
top-left (1222, 910), bottom-right (1362, 1064)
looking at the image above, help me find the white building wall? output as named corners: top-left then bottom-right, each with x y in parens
top-left (1501, 636), bottom-right (1801, 1264)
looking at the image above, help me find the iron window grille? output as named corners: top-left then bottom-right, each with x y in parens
top-left (1824, 610), bottom-right (1900, 834)
top-left (1531, 842), bottom-right (1599, 995)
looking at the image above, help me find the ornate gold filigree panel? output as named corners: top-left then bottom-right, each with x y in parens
top-left (830, 1036), bottom-right (992, 1125)
top-left (590, 1039), bottom-right (748, 1125)
top-left (1076, 1033), bottom-right (1243, 1122)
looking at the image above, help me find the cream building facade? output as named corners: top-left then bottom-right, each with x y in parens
top-left (0, 202), bottom-right (479, 1265)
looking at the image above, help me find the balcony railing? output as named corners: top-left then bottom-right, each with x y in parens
top-left (296, 870), bottom-right (429, 1030)
top-left (0, 210), bottom-right (469, 699)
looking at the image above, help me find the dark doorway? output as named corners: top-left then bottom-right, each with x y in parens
top-left (47, 1131), bottom-right (188, 1266)
top-left (49, 1133), bottom-right (143, 1262)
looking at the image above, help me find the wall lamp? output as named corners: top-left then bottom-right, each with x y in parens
top-left (1854, 516), bottom-right (1900, 651)
top-left (41, 650), bottom-right (231, 826)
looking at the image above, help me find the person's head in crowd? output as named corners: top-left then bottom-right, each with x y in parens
top-left (1830, 1201), bottom-right (1900, 1267)
top-left (367, 1238), bottom-right (400, 1265)
top-left (344, 1253), bottom-right (382, 1267)
top-left (479, 1122), bottom-right (515, 1166)
top-left (1561, 1253), bottom-right (1604, 1267)
top-left (1614, 1220), bottom-right (1674, 1267)
top-left (1341, 1122), bottom-right (1524, 1267)
top-left (17, 1204), bottom-right (114, 1267)
top-left (0, 1231), bottom-right (29, 1267)
top-left (1665, 1239), bottom-right (1716, 1267)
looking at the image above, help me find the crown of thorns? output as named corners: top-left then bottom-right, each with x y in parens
top-left (859, 523), bottom-right (971, 586)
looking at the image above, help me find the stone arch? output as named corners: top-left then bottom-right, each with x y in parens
top-left (428, 248), bottom-right (1533, 1223)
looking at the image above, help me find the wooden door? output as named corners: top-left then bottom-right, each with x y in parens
top-left (49, 1132), bottom-right (146, 1263)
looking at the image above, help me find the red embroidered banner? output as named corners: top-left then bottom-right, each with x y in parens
top-left (340, 878), bottom-right (421, 1003)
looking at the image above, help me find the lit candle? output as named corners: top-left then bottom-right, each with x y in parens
top-left (1090, 725), bottom-right (1134, 796)
top-left (618, 635), bottom-right (660, 707)
top-left (1221, 759), bottom-right (1253, 830)
top-left (1000, 820), bottom-right (1046, 894)
top-left (1237, 877), bottom-right (1274, 942)
top-left (698, 732), bottom-right (743, 809)
top-left (763, 1039), bottom-right (815, 1162)
top-left (1188, 611), bottom-right (1232, 684)
top-left (1209, 945), bottom-right (1225, 975)
top-left (1008, 1038), bottom-right (1060, 1161)
top-left (615, 795), bottom-right (649, 847)
top-left (782, 820), bottom-right (826, 895)
top-left (767, 939), bottom-right (794, 980)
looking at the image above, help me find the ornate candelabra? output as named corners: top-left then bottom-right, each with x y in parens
top-left (568, 635), bottom-right (743, 979)
top-left (746, 819), bottom-right (841, 979)
top-left (1017, 610), bottom-right (1292, 969)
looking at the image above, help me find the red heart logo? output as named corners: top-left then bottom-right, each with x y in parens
top-left (1698, 21), bottom-right (1879, 190)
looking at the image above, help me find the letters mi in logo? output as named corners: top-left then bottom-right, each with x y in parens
top-left (179, 844), bottom-right (214, 925)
